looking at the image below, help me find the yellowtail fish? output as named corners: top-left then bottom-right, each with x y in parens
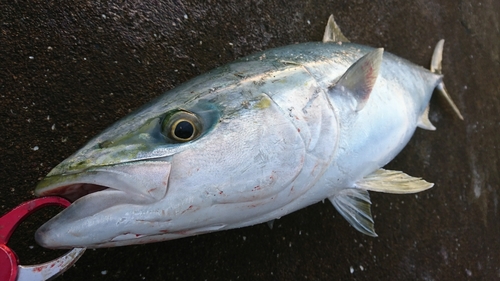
top-left (35, 15), bottom-right (462, 248)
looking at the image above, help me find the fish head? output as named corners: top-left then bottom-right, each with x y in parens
top-left (35, 82), bottom-right (305, 248)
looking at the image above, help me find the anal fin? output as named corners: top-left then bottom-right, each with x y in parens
top-left (328, 189), bottom-right (377, 237)
top-left (356, 169), bottom-right (434, 194)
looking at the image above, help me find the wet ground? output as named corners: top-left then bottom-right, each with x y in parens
top-left (1, 0), bottom-right (499, 280)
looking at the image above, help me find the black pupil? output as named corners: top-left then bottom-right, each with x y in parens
top-left (174, 121), bottom-right (194, 139)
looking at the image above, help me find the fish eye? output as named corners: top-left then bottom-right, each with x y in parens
top-left (162, 110), bottom-right (202, 142)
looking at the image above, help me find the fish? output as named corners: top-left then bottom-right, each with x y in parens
top-left (34, 15), bottom-right (462, 249)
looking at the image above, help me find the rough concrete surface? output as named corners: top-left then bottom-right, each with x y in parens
top-left (1, 0), bottom-right (499, 280)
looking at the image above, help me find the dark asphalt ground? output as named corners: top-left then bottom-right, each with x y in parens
top-left (1, 0), bottom-right (500, 280)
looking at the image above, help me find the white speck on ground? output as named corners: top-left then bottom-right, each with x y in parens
top-left (466, 269), bottom-right (472, 276)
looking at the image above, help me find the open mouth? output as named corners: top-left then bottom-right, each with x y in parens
top-left (35, 172), bottom-right (167, 226)
top-left (35, 160), bottom-right (172, 203)
top-left (37, 183), bottom-right (108, 202)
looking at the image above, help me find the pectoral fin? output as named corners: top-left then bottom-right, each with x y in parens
top-left (356, 169), bottom-right (434, 194)
top-left (328, 48), bottom-right (383, 111)
top-left (329, 189), bottom-right (377, 237)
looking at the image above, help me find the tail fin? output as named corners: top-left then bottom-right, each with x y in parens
top-left (431, 39), bottom-right (464, 120)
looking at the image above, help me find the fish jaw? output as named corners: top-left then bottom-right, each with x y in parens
top-left (35, 160), bottom-right (172, 248)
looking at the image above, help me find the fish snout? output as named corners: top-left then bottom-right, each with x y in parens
top-left (34, 160), bottom-right (173, 248)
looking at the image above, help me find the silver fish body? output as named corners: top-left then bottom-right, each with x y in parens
top-left (35, 27), bottom-right (452, 248)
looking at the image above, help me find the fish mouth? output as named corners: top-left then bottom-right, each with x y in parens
top-left (37, 183), bottom-right (109, 202)
top-left (36, 160), bottom-right (172, 202)
top-left (34, 160), bottom-right (172, 248)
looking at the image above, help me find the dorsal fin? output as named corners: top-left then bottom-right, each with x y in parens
top-left (328, 189), bottom-right (377, 237)
top-left (322, 14), bottom-right (350, 43)
top-left (417, 105), bottom-right (436, 130)
top-left (328, 48), bottom-right (384, 111)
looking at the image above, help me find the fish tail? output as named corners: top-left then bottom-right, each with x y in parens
top-left (430, 39), bottom-right (464, 120)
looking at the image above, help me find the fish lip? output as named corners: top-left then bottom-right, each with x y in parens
top-left (35, 160), bottom-right (172, 203)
